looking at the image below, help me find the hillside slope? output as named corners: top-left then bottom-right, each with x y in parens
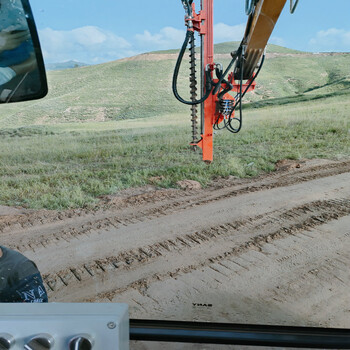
top-left (46, 60), bottom-right (89, 71)
top-left (0, 43), bottom-right (349, 127)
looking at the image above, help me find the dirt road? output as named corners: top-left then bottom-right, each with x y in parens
top-left (1, 159), bottom-right (350, 335)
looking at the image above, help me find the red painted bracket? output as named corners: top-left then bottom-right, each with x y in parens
top-left (228, 73), bottom-right (257, 93)
top-left (185, 3), bottom-right (206, 34)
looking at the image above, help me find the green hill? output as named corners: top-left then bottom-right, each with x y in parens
top-left (150, 42), bottom-right (303, 54)
top-left (46, 60), bottom-right (89, 71)
top-left (0, 43), bottom-right (349, 128)
top-left (209, 42), bottom-right (304, 54)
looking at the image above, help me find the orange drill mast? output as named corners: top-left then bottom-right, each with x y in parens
top-left (173, 0), bottom-right (293, 162)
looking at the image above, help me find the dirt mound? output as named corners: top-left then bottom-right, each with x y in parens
top-left (176, 179), bottom-right (202, 190)
top-left (275, 159), bottom-right (302, 171)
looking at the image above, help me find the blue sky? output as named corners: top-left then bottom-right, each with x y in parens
top-left (29, 0), bottom-right (350, 64)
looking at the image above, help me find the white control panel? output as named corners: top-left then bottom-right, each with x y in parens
top-left (0, 303), bottom-right (129, 349)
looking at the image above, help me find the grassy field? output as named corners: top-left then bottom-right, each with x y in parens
top-left (0, 44), bottom-right (349, 209)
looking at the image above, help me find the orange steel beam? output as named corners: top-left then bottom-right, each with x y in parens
top-left (200, 0), bottom-right (215, 163)
top-left (191, 0), bottom-right (215, 163)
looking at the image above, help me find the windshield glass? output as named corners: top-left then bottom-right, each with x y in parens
top-left (0, 0), bottom-right (349, 348)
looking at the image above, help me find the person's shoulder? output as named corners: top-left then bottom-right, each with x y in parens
top-left (1, 246), bottom-right (27, 260)
top-left (1, 246), bottom-right (39, 275)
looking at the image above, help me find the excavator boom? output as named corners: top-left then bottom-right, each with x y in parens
top-left (239, 0), bottom-right (287, 80)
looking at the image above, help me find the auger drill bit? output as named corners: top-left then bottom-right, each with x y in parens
top-left (189, 33), bottom-right (198, 149)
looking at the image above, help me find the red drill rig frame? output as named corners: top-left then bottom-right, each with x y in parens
top-left (173, 0), bottom-right (288, 162)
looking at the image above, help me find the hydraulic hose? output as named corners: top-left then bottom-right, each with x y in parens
top-left (245, 0), bottom-right (258, 16)
top-left (290, 0), bottom-right (299, 13)
top-left (214, 52), bottom-right (265, 133)
top-left (236, 52), bottom-right (265, 104)
top-left (227, 50), bottom-right (245, 133)
top-left (228, 52), bottom-right (265, 133)
top-left (181, 0), bottom-right (193, 16)
top-left (214, 64), bottom-right (233, 101)
top-left (172, 30), bottom-right (213, 105)
top-left (212, 47), bottom-right (241, 96)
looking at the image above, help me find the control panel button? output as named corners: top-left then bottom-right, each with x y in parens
top-left (69, 335), bottom-right (93, 350)
top-left (24, 334), bottom-right (54, 350)
top-left (0, 333), bottom-right (15, 350)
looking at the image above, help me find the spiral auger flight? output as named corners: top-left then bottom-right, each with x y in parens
top-left (189, 34), bottom-right (198, 147)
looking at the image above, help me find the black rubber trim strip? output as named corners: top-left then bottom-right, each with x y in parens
top-left (130, 319), bottom-right (350, 348)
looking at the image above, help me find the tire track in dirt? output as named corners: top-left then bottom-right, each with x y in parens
top-left (1, 159), bottom-right (350, 324)
top-left (123, 215), bottom-right (350, 330)
top-left (43, 197), bottom-right (350, 302)
top-left (1, 160), bottom-right (350, 253)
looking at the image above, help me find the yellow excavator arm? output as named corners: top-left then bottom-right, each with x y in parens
top-left (238, 0), bottom-right (287, 79)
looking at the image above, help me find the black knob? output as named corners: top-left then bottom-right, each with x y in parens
top-left (69, 335), bottom-right (93, 350)
top-left (0, 333), bottom-right (15, 350)
top-left (24, 334), bottom-right (54, 350)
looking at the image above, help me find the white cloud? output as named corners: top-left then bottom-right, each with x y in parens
top-left (39, 26), bottom-right (188, 63)
top-left (134, 27), bottom-right (185, 51)
top-left (309, 28), bottom-right (350, 52)
top-left (39, 26), bottom-right (136, 64)
top-left (134, 23), bottom-right (247, 51)
top-left (38, 22), bottom-right (258, 64)
top-left (213, 23), bottom-right (246, 43)
top-left (269, 36), bottom-right (286, 47)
